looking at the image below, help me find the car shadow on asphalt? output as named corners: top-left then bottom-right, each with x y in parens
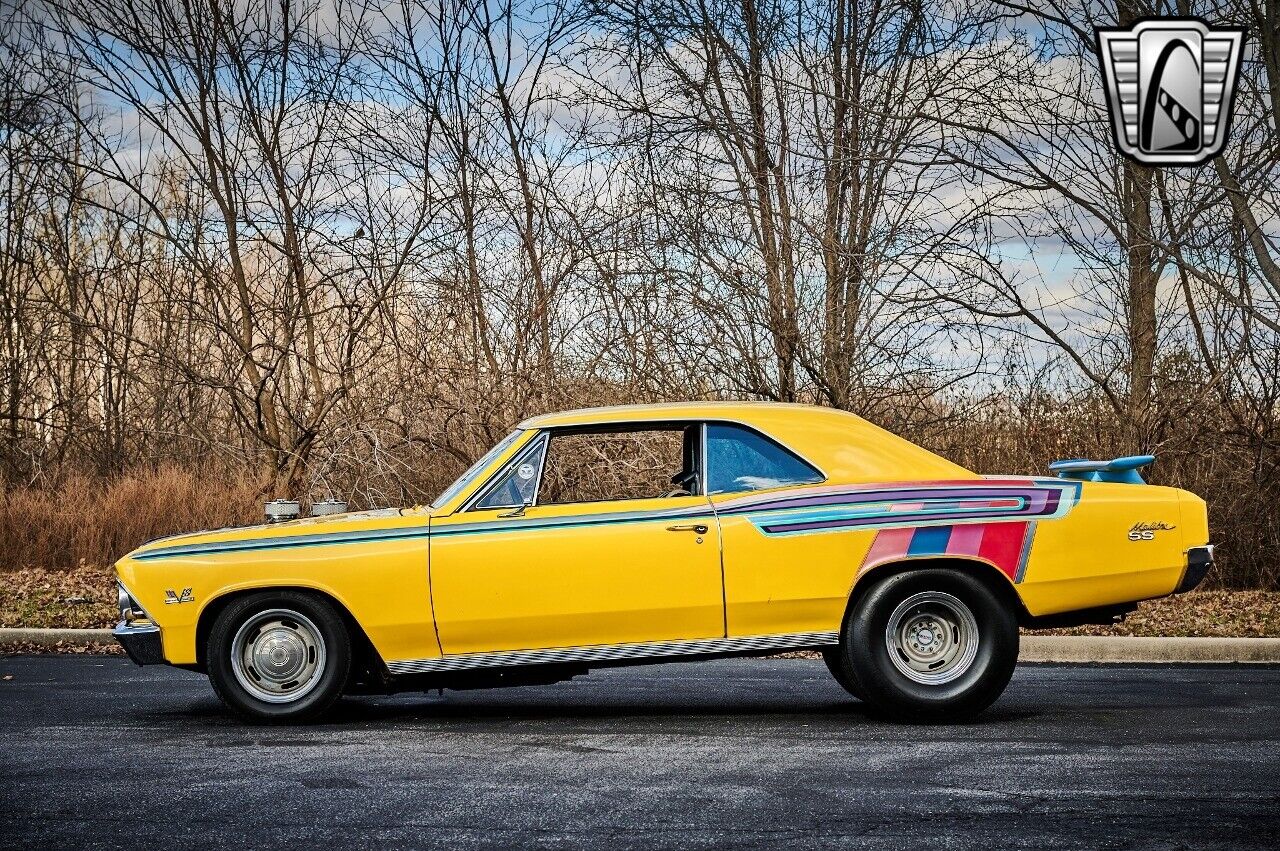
top-left (140, 693), bottom-right (1040, 728)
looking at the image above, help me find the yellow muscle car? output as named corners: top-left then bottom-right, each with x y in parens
top-left (113, 403), bottom-right (1211, 722)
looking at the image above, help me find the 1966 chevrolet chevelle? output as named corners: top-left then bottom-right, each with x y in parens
top-left (114, 403), bottom-right (1212, 722)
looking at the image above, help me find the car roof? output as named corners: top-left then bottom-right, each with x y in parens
top-left (518, 402), bottom-right (976, 485)
top-left (519, 401), bottom-right (819, 429)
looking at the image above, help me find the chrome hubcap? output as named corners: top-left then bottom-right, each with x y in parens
top-left (885, 591), bottom-right (979, 685)
top-left (231, 609), bottom-right (326, 704)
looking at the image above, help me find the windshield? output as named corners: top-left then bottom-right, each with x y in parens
top-left (432, 429), bottom-right (524, 507)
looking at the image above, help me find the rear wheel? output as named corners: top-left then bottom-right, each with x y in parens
top-left (838, 569), bottom-right (1018, 720)
top-left (821, 647), bottom-right (865, 700)
top-left (206, 590), bottom-right (351, 723)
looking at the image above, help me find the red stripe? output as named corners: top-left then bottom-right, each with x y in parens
top-left (977, 522), bottom-right (1029, 579)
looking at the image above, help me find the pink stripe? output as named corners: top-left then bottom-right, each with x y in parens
top-left (947, 523), bottom-right (986, 556)
top-left (862, 526), bottom-right (914, 568)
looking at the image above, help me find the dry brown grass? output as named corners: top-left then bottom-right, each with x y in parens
top-left (0, 464), bottom-right (262, 573)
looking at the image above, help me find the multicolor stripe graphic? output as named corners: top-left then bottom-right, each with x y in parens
top-left (721, 479), bottom-right (1077, 539)
top-left (860, 522), bottom-right (1037, 582)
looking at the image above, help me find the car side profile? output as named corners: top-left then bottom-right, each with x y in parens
top-left (113, 402), bottom-right (1212, 722)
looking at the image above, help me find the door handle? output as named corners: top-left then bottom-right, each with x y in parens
top-left (666, 524), bottom-right (708, 534)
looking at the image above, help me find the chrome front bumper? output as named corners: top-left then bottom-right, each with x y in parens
top-left (114, 621), bottom-right (165, 666)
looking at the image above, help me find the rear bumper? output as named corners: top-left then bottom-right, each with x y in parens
top-left (1177, 546), bottom-right (1214, 594)
top-left (113, 621), bottom-right (165, 666)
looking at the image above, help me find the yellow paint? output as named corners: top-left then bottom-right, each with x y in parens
top-left (113, 402), bottom-right (1210, 668)
top-left (429, 496), bottom-right (723, 653)
top-left (116, 508), bottom-right (437, 666)
top-left (712, 505), bottom-right (875, 636)
top-left (1017, 482), bottom-right (1193, 615)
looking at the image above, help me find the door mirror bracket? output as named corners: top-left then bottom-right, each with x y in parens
top-left (499, 500), bottom-right (530, 519)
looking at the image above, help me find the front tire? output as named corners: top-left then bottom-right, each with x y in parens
top-left (206, 591), bottom-right (351, 723)
top-left (837, 569), bottom-right (1018, 721)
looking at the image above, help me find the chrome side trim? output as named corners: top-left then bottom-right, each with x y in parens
top-left (385, 630), bottom-right (839, 675)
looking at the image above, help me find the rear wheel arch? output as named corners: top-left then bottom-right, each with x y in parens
top-left (845, 557), bottom-right (1030, 628)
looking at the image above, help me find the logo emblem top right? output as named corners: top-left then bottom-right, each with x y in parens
top-left (1096, 18), bottom-right (1247, 166)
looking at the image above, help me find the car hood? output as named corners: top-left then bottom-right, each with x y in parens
top-left (123, 506), bottom-right (434, 562)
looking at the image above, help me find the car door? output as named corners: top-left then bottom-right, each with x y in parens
top-left (428, 425), bottom-right (725, 655)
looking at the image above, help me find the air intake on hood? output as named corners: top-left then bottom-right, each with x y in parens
top-left (310, 500), bottom-right (348, 517)
top-left (264, 499), bottom-right (301, 523)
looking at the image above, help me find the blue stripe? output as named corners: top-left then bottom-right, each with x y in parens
top-left (908, 525), bottom-right (951, 556)
top-left (133, 526), bottom-right (432, 560)
top-left (133, 509), bottom-right (714, 561)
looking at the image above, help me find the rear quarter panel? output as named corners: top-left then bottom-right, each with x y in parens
top-left (1018, 482), bottom-right (1194, 616)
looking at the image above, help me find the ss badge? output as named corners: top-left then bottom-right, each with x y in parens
top-left (1128, 522), bottom-right (1176, 542)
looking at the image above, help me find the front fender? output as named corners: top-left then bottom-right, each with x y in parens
top-left (114, 521), bottom-right (438, 666)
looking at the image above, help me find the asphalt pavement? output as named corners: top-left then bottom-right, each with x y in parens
top-left (1, 655), bottom-right (1277, 849)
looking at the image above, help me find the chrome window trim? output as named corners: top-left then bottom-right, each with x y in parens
top-left (507, 415), bottom-right (827, 484)
top-left (530, 432), bottom-right (550, 506)
top-left (699, 422), bottom-right (709, 497)
top-left (464, 432), bottom-right (550, 513)
top-left (459, 417), bottom-right (825, 514)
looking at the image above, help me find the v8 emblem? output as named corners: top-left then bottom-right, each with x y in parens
top-left (164, 588), bottom-right (194, 605)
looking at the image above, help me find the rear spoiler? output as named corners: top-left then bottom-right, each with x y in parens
top-left (1048, 455), bottom-right (1155, 484)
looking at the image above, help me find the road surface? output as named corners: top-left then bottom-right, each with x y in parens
top-left (1, 656), bottom-right (1277, 849)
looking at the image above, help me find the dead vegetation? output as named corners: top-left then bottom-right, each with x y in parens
top-left (0, 2), bottom-right (1275, 590)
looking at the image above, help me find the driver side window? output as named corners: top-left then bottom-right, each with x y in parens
top-left (472, 425), bottom-right (700, 510)
top-left (539, 429), bottom-right (690, 504)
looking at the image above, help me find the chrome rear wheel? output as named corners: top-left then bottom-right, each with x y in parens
top-left (885, 591), bottom-right (979, 685)
top-left (841, 569), bottom-right (1018, 720)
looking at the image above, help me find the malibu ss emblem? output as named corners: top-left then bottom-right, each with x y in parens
top-left (1129, 522), bottom-right (1176, 542)
top-left (164, 588), bottom-right (194, 604)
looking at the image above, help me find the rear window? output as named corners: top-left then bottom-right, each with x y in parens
top-left (705, 424), bottom-right (823, 494)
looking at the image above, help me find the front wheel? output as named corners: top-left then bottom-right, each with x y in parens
top-left (836, 569), bottom-right (1018, 721)
top-left (206, 591), bottom-right (351, 723)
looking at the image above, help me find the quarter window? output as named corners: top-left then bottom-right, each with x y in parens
top-left (705, 423), bottom-right (823, 494)
top-left (473, 437), bottom-right (546, 509)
